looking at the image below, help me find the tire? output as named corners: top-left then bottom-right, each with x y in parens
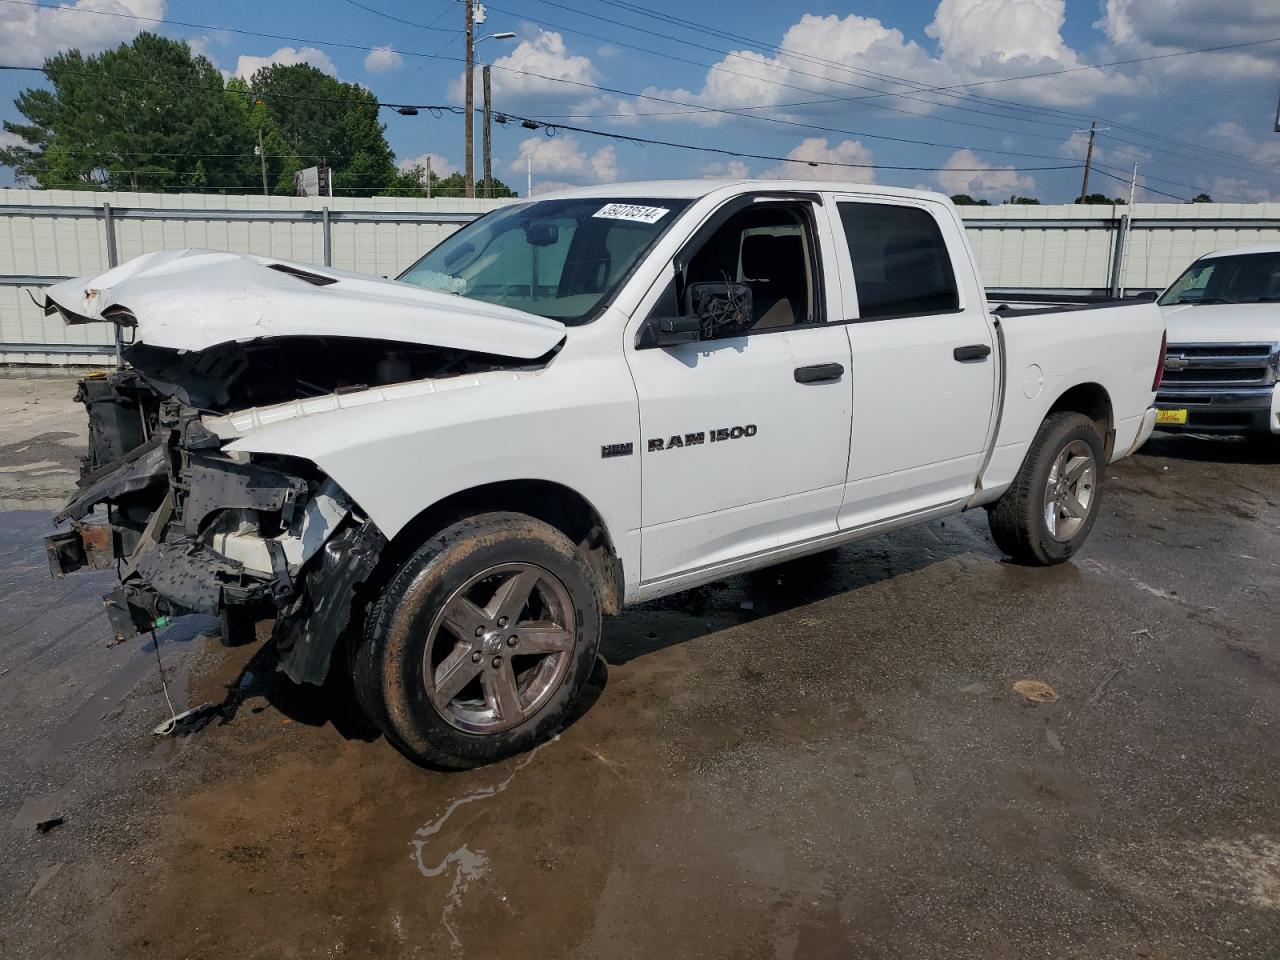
top-left (352, 512), bottom-right (602, 769)
top-left (987, 412), bottom-right (1106, 566)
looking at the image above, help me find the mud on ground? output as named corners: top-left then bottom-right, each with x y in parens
top-left (1, 376), bottom-right (1278, 959)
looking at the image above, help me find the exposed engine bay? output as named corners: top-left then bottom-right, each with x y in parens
top-left (45, 335), bottom-right (540, 684)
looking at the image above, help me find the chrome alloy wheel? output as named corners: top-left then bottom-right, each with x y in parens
top-left (423, 563), bottom-right (576, 734)
top-left (1044, 439), bottom-right (1097, 541)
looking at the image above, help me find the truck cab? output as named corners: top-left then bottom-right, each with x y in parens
top-left (1155, 245), bottom-right (1280, 436)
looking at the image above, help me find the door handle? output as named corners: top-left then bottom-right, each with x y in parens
top-left (953, 344), bottom-right (992, 362)
top-left (794, 362), bottom-right (845, 384)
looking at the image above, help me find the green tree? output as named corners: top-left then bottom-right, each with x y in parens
top-left (1075, 193), bottom-right (1125, 205)
top-left (949, 194), bottom-right (990, 206)
top-left (383, 165), bottom-right (517, 198)
top-left (0, 33), bottom-right (257, 192)
top-left (1009, 195), bottom-right (1040, 205)
top-left (1192, 193), bottom-right (1213, 203)
top-left (225, 77), bottom-right (301, 194)
top-left (248, 64), bottom-right (396, 196)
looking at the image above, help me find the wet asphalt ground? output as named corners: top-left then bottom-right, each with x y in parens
top-left (0, 373), bottom-right (1278, 960)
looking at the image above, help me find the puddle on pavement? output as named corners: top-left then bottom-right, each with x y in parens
top-left (409, 741), bottom-right (555, 949)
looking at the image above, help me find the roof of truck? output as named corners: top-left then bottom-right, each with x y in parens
top-left (1200, 244), bottom-right (1280, 259)
top-left (530, 179), bottom-right (948, 204)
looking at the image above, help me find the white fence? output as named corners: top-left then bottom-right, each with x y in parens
top-left (0, 189), bottom-right (508, 365)
top-left (3, 189), bottom-right (1280, 365)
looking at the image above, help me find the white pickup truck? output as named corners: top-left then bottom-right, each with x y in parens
top-left (43, 180), bottom-right (1164, 768)
top-left (1154, 244), bottom-right (1280, 437)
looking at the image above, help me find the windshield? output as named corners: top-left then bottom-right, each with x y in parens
top-left (398, 197), bottom-right (690, 324)
top-left (1159, 252), bottom-right (1280, 306)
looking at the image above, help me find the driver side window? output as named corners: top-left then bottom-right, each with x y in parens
top-left (673, 203), bottom-right (821, 340)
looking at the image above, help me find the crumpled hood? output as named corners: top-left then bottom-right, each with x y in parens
top-left (1159, 301), bottom-right (1280, 345)
top-left (43, 248), bottom-right (566, 359)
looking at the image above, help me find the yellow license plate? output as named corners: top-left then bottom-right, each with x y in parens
top-left (1156, 408), bottom-right (1188, 425)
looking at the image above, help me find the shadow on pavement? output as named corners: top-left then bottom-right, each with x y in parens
top-left (1141, 430), bottom-right (1280, 465)
top-left (602, 526), bottom-right (981, 666)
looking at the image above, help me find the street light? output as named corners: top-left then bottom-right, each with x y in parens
top-left (474, 31), bottom-right (516, 198)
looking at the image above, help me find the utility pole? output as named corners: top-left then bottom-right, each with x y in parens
top-left (482, 65), bottom-right (493, 198)
top-left (1075, 121), bottom-right (1109, 201)
top-left (1079, 121), bottom-right (1097, 200)
top-left (425, 155), bottom-right (431, 199)
top-left (257, 126), bottom-right (269, 196)
top-left (464, 0), bottom-right (475, 198)
top-left (527, 153), bottom-right (532, 197)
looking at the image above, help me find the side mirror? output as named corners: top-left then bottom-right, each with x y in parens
top-left (635, 280), bottom-right (753, 349)
top-left (1128, 290), bottom-right (1159, 302)
top-left (685, 281), bottom-right (753, 338)
top-left (638, 315), bottom-right (702, 348)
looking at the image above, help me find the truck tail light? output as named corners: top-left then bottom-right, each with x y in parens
top-left (1152, 329), bottom-right (1167, 391)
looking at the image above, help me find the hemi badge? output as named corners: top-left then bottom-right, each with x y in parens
top-left (601, 442), bottom-right (633, 459)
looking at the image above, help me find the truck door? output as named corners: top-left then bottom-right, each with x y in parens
top-left (625, 195), bottom-right (853, 584)
top-left (826, 196), bottom-right (997, 529)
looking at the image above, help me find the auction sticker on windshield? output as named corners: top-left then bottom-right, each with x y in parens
top-left (593, 203), bottom-right (670, 224)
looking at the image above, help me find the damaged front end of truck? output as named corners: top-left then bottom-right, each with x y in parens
top-left (42, 249), bottom-right (566, 684)
top-left (46, 367), bottom-right (385, 683)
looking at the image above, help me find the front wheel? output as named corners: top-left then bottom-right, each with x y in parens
top-left (987, 412), bottom-right (1105, 565)
top-left (352, 512), bottom-right (602, 769)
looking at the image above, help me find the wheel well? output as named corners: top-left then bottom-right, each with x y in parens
top-left (1048, 382), bottom-right (1115, 458)
top-left (387, 480), bottom-right (624, 616)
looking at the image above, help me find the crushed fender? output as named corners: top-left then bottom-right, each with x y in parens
top-left (46, 364), bottom-right (389, 685)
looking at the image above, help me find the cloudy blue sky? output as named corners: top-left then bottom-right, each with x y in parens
top-left (1, 0), bottom-right (1279, 202)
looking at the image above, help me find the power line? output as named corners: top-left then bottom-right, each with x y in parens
top-left (0, 0), bottom-right (1262, 196)
top-left (338, 0), bottom-right (460, 32)
top-left (568, 0), bottom-right (1279, 177)
top-left (1091, 166), bottom-right (1190, 203)
top-left (488, 111), bottom-right (1081, 174)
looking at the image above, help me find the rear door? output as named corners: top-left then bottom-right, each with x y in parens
top-left (625, 195), bottom-right (853, 583)
top-left (826, 196), bottom-right (997, 529)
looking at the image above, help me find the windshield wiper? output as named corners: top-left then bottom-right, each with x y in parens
top-left (1179, 297), bottom-right (1238, 305)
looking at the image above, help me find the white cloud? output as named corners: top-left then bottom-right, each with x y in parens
top-left (1197, 123), bottom-right (1280, 201)
top-left (0, 0), bottom-right (166, 67)
top-left (235, 46), bottom-right (338, 81)
top-left (527, 179), bottom-right (580, 196)
top-left (364, 45), bottom-right (402, 73)
top-left (637, 14), bottom-right (951, 125)
top-left (510, 134), bottom-right (620, 187)
top-left (701, 159), bottom-right (751, 179)
top-left (0, 130), bottom-right (32, 150)
top-left (1099, 0), bottom-right (1280, 75)
top-left (451, 30), bottom-right (595, 105)
top-left (925, 0), bottom-right (1118, 105)
top-left (1204, 122), bottom-right (1280, 167)
top-left (763, 138), bottom-right (876, 183)
top-left (397, 152), bottom-right (458, 179)
top-left (936, 148), bottom-right (1034, 200)
top-left (627, 3), bottom-right (1112, 128)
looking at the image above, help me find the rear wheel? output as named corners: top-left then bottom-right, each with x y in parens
top-left (353, 512), bottom-right (602, 769)
top-left (987, 412), bottom-right (1105, 565)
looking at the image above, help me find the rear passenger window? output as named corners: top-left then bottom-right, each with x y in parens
top-left (838, 202), bottom-right (959, 320)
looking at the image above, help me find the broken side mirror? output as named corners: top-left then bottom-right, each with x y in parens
top-left (636, 282), bottom-right (754, 349)
top-left (685, 281), bottom-right (753, 339)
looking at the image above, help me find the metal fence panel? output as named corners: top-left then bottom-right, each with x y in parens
top-left (3, 190), bottom-right (1280, 364)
